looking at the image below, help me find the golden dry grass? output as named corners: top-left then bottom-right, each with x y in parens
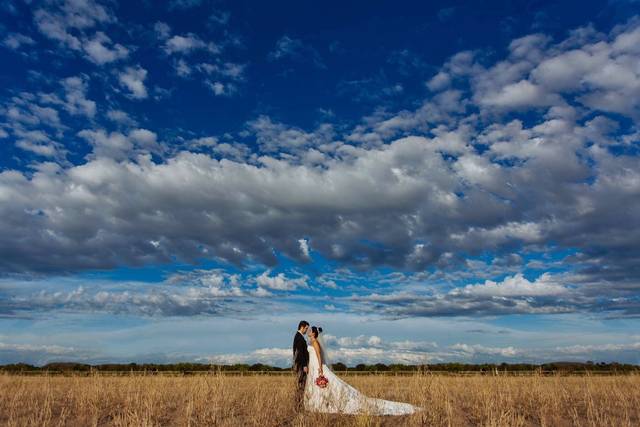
top-left (1, 372), bottom-right (639, 426)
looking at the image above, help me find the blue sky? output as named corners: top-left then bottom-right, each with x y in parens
top-left (1, 0), bottom-right (640, 367)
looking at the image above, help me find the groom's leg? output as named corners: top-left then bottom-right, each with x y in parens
top-left (295, 368), bottom-right (306, 410)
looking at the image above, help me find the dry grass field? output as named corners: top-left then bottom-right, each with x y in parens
top-left (1, 372), bottom-right (639, 426)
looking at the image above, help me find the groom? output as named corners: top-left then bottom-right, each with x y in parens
top-left (292, 320), bottom-right (309, 409)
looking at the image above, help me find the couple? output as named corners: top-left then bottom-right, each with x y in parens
top-left (292, 320), bottom-right (422, 415)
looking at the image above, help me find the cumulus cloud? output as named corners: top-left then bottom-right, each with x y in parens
top-left (62, 76), bottom-right (96, 117)
top-left (298, 238), bottom-right (310, 259)
top-left (189, 136), bottom-right (218, 148)
top-left (268, 35), bottom-right (325, 68)
top-left (247, 115), bottom-right (335, 153)
top-left (164, 34), bottom-right (216, 55)
top-left (168, 0), bottom-right (203, 10)
top-left (0, 16), bottom-right (639, 326)
top-left (159, 25), bottom-right (243, 94)
top-left (202, 347), bottom-right (292, 365)
top-left (0, 77), bottom-right (101, 161)
top-left (255, 271), bottom-right (308, 291)
top-left (206, 81), bottom-right (236, 96)
top-left (2, 269), bottom-right (280, 318)
top-left (2, 33), bottom-right (36, 50)
top-left (32, 0), bottom-right (126, 67)
top-left (118, 66), bottom-right (148, 99)
top-left (174, 59), bottom-right (192, 77)
top-left (198, 62), bottom-right (245, 80)
top-left (7, 265), bottom-right (628, 319)
top-left (453, 272), bottom-right (567, 297)
top-left (14, 129), bottom-right (63, 158)
top-left (77, 128), bottom-right (162, 159)
top-left (83, 31), bottom-right (128, 65)
top-left (208, 11), bottom-right (231, 27)
top-left (106, 109), bottom-right (137, 127)
top-left (4, 333), bottom-right (639, 366)
top-left (481, 80), bottom-right (558, 109)
top-left (347, 269), bottom-right (640, 318)
top-left (154, 21), bottom-right (172, 40)
top-left (34, 0), bottom-right (114, 50)
top-left (426, 71), bottom-right (451, 91)
top-left (78, 129), bottom-right (131, 159)
top-left (460, 21), bottom-right (640, 116)
top-left (196, 333), bottom-right (640, 366)
top-left (129, 128), bottom-right (158, 149)
top-left (176, 61), bottom-right (245, 96)
top-left (0, 341), bottom-right (95, 365)
top-left (0, 110), bottom-right (638, 295)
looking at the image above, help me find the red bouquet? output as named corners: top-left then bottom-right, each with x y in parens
top-left (315, 375), bottom-right (329, 388)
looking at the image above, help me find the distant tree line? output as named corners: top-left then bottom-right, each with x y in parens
top-left (1, 361), bottom-right (638, 374)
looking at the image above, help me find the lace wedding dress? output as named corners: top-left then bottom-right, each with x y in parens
top-left (303, 345), bottom-right (422, 415)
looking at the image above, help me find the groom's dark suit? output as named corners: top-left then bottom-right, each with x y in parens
top-left (292, 331), bottom-right (309, 407)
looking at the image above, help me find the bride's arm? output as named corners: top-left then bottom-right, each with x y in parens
top-left (312, 340), bottom-right (323, 375)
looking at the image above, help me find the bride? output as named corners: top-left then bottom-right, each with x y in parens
top-left (303, 326), bottom-right (422, 415)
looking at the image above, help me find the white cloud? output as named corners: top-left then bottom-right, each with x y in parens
top-left (1, 16), bottom-right (640, 328)
top-left (4, 269), bottom-right (280, 318)
top-left (461, 21), bottom-right (640, 116)
top-left (0, 342), bottom-right (77, 355)
top-left (0, 341), bottom-right (95, 365)
top-left (15, 130), bottom-right (61, 158)
top-left (2, 33), bottom-right (36, 50)
top-left (0, 114), bottom-right (638, 287)
top-left (207, 81), bottom-right (232, 96)
top-left (426, 71), bottom-right (451, 91)
top-left (78, 129), bottom-right (132, 159)
top-left (83, 32), bottom-right (128, 65)
top-left (200, 335), bottom-right (528, 366)
top-left (77, 128), bottom-right (160, 159)
top-left (62, 76), bottom-right (96, 117)
top-left (129, 128), bottom-right (158, 149)
top-left (324, 334), bottom-right (384, 348)
top-left (33, 0), bottom-right (114, 51)
top-left (255, 271), bottom-right (308, 291)
top-left (555, 342), bottom-right (640, 355)
top-left (168, 0), bottom-right (203, 10)
top-left (189, 136), bottom-right (218, 148)
top-left (202, 347), bottom-right (291, 365)
top-left (298, 238), bottom-right (310, 259)
top-left (481, 80), bottom-right (557, 109)
top-left (205, 79), bottom-right (239, 96)
top-left (106, 109), bottom-right (137, 126)
top-left (211, 142), bottom-right (250, 160)
top-left (268, 35), bottom-right (325, 68)
top-left (208, 11), bottom-right (231, 27)
top-left (197, 62), bottom-right (245, 81)
top-left (205, 334), bottom-right (640, 366)
top-left (164, 34), bottom-right (216, 55)
top-left (174, 59), bottom-right (192, 77)
top-left (454, 272), bottom-right (567, 297)
top-left (247, 115), bottom-right (335, 153)
top-left (118, 66), bottom-right (148, 99)
top-left (154, 21), bottom-right (171, 40)
top-left (269, 35), bottom-right (302, 60)
top-left (450, 343), bottom-right (520, 357)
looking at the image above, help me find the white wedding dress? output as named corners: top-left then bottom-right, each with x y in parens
top-left (303, 344), bottom-right (421, 415)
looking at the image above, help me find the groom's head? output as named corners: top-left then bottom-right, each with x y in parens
top-left (297, 320), bottom-right (309, 335)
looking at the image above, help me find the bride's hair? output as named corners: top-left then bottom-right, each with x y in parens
top-left (311, 326), bottom-right (323, 338)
